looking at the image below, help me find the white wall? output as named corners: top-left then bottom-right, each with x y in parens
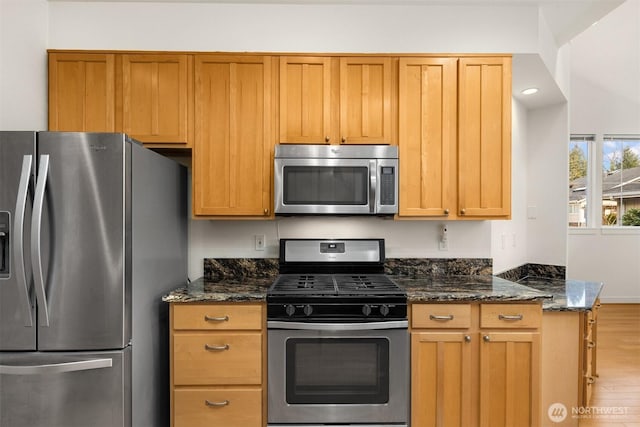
top-left (567, 0), bottom-right (640, 302)
top-left (491, 99), bottom-right (528, 274)
top-left (0, 0), bottom-right (48, 130)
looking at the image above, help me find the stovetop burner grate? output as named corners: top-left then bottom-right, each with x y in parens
top-left (268, 274), bottom-right (403, 296)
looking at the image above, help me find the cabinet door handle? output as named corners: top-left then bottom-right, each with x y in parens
top-left (429, 314), bottom-right (454, 321)
top-left (498, 314), bottom-right (523, 321)
top-left (464, 335), bottom-right (471, 343)
top-left (204, 344), bottom-right (230, 351)
top-left (483, 335), bottom-right (491, 342)
top-left (341, 137), bottom-right (346, 143)
top-left (264, 208), bottom-right (270, 215)
top-left (204, 315), bottom-right (229, 322)
top-left (325, 136), bottom-right (330, 143)
top-left (460, 208), bottom-right (466, 215)
top-left (205, 400), bottom-right (230, 407)
top-left (444, 208), bottom-right (449, 215)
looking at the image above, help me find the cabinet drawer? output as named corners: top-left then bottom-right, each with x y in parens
top-left (174, 388), bottom-right (262, 427)
top-left (173, 333), bottom-right (262, 385)
top-left (480, 304), bottom-right (541, 329)
top-left (173, 304), bottom-right (262, 331)
top-left (412, 304), bottom-right (471, 329)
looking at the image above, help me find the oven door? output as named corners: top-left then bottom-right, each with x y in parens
top-left (267, 321), bottom-right (409, 425)
top-left (274, 158), bottom-right (376, 215)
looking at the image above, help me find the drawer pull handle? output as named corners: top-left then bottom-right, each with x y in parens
top-left (205, 399), bottom-right (230, 407)
top-left (588, 341), bottom-right (595, 349)
top-left (205, 344), bottom-right (230, 351)
top-left (429, 314), bottom-right (454, 321)
top-left (204, 315), bottom-right (229, 322)
top-left (498, 314), bottom-right (523, 321)
top-left (483, 335), bottom-right (491, 342)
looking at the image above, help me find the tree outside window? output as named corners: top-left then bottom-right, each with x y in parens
top-left (602, 136), bottom-right (640, 226)
top-left (568, 135), bottom-right (591, 227)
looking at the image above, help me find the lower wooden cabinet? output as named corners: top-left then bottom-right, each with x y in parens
top-left (541, 301), bottom-right (600, 427)
top-left (170, 303), bottom-right (265, 427)
top-left (174, 389), bottom-right (262, 427)
top-left (411, 332), bottom-right (473, 427)
top-left (411, 302), bottom-right (542, 427)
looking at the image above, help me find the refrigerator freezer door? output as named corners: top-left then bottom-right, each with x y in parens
top-left (35, 132), bottom-right (129, 351)
top-left (0, 348), bottom-right (131, 427)
top-left (0, 131), bottom-right (36, 351)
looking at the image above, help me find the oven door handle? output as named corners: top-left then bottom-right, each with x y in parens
top-left (267, 320), bottom-right (408, 331)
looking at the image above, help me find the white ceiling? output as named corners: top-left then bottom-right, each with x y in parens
top-left (51, 0), bottom-right (625, 46)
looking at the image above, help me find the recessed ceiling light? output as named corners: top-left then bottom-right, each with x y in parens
top-left (521, 88), bottom-right (539, 95)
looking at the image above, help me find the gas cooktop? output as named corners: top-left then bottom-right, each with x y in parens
top-left (267, 239), bottom-right (407, 322)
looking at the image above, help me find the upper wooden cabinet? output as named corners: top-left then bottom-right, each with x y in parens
top-left (48, 51), bottom-right (193, 147)
top-left (279, 56), bottom-right (331, 144)
top-left (121, 54), bottom-right (192, 146)
top-left (398, 56), bottom-right (512, 220)
top-left (48, 52), bottom-right (116, 132)
top-left (458, 57), bottom-right (512, 219)
top-left (279, 56), bottom-right (393, 145)
top-left (193, 55), bottom-right (273, 217)
top-left (398, 57), bottom-right (457, 217)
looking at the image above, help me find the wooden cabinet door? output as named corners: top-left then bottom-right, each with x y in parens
top-left (122, 54), bottom-right (192, 146)
top-left (193, 55), bottom-right (272, 216)
top-left (339, 57), bottom-right (392, 144)
top-left (411, 332), bottom-right (473, 427)
top-left (279, 56), bottom-right (331, 144)
top-left (398, 58), bottom-right (457, 217)
top-left (48, 52), bottom-right (115, 132)
top-left (479, 332), bottom-right (540, 427)
top-left (458, 57), bottom-right (512, 218)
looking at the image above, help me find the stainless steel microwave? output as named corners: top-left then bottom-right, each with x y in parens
top-left (274, 144), bottom-right (398, 215)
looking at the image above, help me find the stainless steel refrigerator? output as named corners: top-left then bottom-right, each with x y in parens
top-left (0, 132), bottom-right (188, 427)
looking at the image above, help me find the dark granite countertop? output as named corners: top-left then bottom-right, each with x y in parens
top-left (393, 275), bottom-right (553, 303)
top-left (163, 274), bottom-right (553, 304)
top-left (162, 276), bottom-right (274, 303)
top-left (515, 277), bottom-right (604, 311)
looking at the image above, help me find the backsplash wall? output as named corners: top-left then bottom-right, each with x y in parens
top-left (188, 217), bottom-right (492, 280)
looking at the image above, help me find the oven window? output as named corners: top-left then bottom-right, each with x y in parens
top-left (283, 166), bottom-right (368, 205)
top-left (285, 338), bottom-right (389, 404)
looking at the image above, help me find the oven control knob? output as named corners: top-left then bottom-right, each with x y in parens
top-left (285, 304), bottom-right (296, 316)
top-left (303, 304), bottom-right (314, 316)
top-left (362, 304), bottom-right (372, 316)
top-left (380, 304), bottom-right (390, 316)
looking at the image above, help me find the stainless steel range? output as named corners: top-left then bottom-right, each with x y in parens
top-left (267, 239), bottom-right (409, 427)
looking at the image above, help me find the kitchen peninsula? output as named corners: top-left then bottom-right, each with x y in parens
top-left (163, 257), bottom-right (603, 427)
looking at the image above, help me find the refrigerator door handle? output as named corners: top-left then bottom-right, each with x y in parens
top-left (0, 358), bottom-right (113, 375)
top-left (13, 155), bottom-right (34, 327)
top-left (31, 154), bottom-right (50, 327)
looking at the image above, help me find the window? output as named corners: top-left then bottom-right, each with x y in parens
top-left (568, 135), bottom-right (592, 227)
top-left (569, 134), bottom-right (640, 228)
top-left (602, 136), bottom-right (640, 226)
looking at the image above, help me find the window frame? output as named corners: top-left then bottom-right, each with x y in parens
top-left (569, 133), bottom-right (640, 234)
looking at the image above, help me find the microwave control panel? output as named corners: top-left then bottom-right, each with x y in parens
top-left (379, 167), bottom-right (396, 206)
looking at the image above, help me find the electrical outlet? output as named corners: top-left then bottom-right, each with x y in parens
top-left (439, 225), bottom-right (448, 251)
top-left (255, 234), bottom-right (265, 251)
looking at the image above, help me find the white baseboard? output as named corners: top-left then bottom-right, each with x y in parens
top-left (599, 297), bottom-right (640, 304)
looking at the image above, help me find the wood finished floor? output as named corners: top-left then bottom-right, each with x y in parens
top-left (579, 304), bottom-right (640, 427)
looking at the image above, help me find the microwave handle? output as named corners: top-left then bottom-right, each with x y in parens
top-left (369, 160), bottom-right (377, 213)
